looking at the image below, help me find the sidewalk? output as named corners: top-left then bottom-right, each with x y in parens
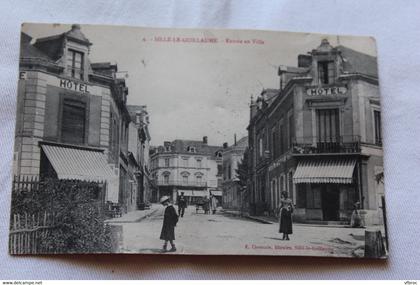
top-left (105, 203), bottom-right (160, 224)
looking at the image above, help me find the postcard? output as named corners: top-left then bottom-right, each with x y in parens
top-left (10, 23), bottom-right (387, 258)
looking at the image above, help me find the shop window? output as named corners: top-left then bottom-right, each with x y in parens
top-left (318, 60), bottom-right (335, 85)
top-left (317, 109), bottom-right (340, 143)
top-left (61, 99), bottom-right (86, 144)
top-left (306, 187), bottom-right (322, 209)
top-left (67, 49), bottom-right (84, 80)
top-left (374, 110), bottom-right (382, 145)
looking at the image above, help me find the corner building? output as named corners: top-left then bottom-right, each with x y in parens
top-left (248, 39), bottom-right (384, 226)
top-left (14, 25), bottom-right (140, 212)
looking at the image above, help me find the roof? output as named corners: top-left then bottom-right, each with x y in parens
top-left (171, 140), bottom-right (222, 155)
top-left (20, 32), bottom-right (54, 62)
top-left (337, 45), bottom-right (378, 77)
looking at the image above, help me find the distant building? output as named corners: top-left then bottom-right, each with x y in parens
top-left (221, 136), bottom-right (248, 211)
top-left (248, 39), bottom-right (384, 226)
top-left (150, 136), bottom-right (223, 204)
top-left (127, 105), bottom-right (153, 210)
top-left (14, 24), bottom-right (140, 214)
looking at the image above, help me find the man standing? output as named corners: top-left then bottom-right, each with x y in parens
top-left (159, 196), bottom-right (178, 252)
top-left (177, 192), bottom-right (187, 218)
top-left (210, 193), bottom-right (218, 215)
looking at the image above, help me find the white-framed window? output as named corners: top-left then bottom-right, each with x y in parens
top-left (181, 157), bottom-right (189, 167)
top-left (196, 158), bottom-right (202, 168)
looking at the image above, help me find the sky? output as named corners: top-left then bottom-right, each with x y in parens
top-left (21, 23), bottom-right (376, 146)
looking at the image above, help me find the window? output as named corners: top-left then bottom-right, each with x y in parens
top-left (228, 164), bottom-right (231, 180)
top-left (217, 164), bottom-right (223, 176)
top-left (187, 146), bottom-right (196, 153)
top-left (181, 157), bottom-right (189, 167)
top-left (163, 173), bottom-right (170, 184)
top-left (306, 186), bottom-right (322, 209)
top-left (317, 109), bottom-right (340, 143)
top-left (318, 61), bottom-right (335, 85)
top-left (258, 137), bottom-right (263, 158)
top-left (271, 126), bottom-right (277, 158)
top-left (61, 99), bottom-right (86, 144)
top-left (164, 158), bottom-right (170, 167)
top-left (182, 175), bottom-right (189, 185)
top-left (288, 113), bottom-right (294, 149)
top-left (288, 171), bottom-right (294, 200)
top-left (196, 158), bottom-right (202, 168)
top-left (196, 175), bottom-right (202, 184)
top-left (374, 110), bottom-right (382, 145)
top-left (279, 123), bottom-right (284, 155)
top-left (164, 145), bottom-right (171, 152)
top-left (67, 49), bottom-right (84, 80)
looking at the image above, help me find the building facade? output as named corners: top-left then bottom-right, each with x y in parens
top-left (14, 25), bottom-right (144, 214)
top-left (150, 137), bottom-right (223, 204)
top-left (221, 136), bottom-right (248, 211)
top-left (248, 39), bottom-right (384, 226)
top-left (127, 105), bottom-right (153, 210)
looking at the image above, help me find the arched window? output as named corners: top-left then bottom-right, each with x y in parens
top-left (162, 171), bottom-right (170, 184)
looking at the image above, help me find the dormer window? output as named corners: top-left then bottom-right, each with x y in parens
top-left (67, 49), bottom-right (84, 80)
top-left (318, 60), bottom-right (335, 85)
top-left (164, 145), bottom-right (171, 152)
top-left (187, 146), bottom-right (196, 153)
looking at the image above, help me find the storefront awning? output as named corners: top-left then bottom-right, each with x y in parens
top-left (41, 144), bottom-right (116, 181)
top-left (293, 158), bottom-right (356, 184)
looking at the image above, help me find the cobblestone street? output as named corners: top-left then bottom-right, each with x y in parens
top-left (117, 205), bottom-right (384, 257)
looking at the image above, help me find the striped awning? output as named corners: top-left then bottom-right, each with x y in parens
top-left (41, 144), bottom-right (116, 181)
top-left (293, 158), bottom-right (356, 184)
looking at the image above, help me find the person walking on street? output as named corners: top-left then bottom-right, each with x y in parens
top-left (277, 191), bottom-right (294, 240)
top-left (202, 196), bottom-right (210, 214)
top-left (210, 193), bottom-right (218, 215)
top-left (159, 196), bottom-right (178, 252)
top-left (177, 192), bottom-right (187, 218)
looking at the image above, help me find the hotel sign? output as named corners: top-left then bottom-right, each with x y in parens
top-left (59, 79), bottom-right (90, 94)
top-left (306, 86), bottom-right (347, 96)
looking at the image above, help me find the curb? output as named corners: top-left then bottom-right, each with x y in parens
top-left (105, 208), bottom-right (159, 224)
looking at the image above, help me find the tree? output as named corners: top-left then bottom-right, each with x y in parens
top-left (235, 148), bottom-right (249, 188)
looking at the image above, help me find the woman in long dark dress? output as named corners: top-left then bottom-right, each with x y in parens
top-left (278, 191), bottom-right (294, 240)
top-left (160, 196), bottom-right (179, 252)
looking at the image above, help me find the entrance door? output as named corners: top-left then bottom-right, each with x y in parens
top-left (321, 185), bottom-right (340, 220)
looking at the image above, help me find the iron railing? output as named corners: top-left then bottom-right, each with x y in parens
top-left (292, 135), bottom-right (361, 154)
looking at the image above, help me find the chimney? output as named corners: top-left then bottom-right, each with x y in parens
top-left (234, 134), bottom-right (237, 146)
top-left (223, 142), bottom-right (228, 149)
top-left (203, 136), bottom-right (208, 144)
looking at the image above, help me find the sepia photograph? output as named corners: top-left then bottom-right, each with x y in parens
top-left (10, 23), bottom-right (387, 258)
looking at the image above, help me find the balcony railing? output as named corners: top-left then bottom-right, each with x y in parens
top-left (292, 135), bottom-right (361, 154)
top-left (156, 179), bottom-right (207, 187)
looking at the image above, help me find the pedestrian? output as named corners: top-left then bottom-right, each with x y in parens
top-left (159, 196), bottom-right (178, 252)
top-left (177, 192), bottom-right (187, 218)
top-left (210, 193), bottom-right (218, 215)
top-left (202, 196), bottom-right (210, 214)
top-left (350, 201), bottom-right (362, 228)
top-left (278, 191), bottom-right (293, 240)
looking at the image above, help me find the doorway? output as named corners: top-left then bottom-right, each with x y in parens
top-left (321, 184), bottom-right (340, 220)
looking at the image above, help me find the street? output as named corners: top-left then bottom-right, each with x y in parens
top-left (118, 205), bottom-right (376, 257)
